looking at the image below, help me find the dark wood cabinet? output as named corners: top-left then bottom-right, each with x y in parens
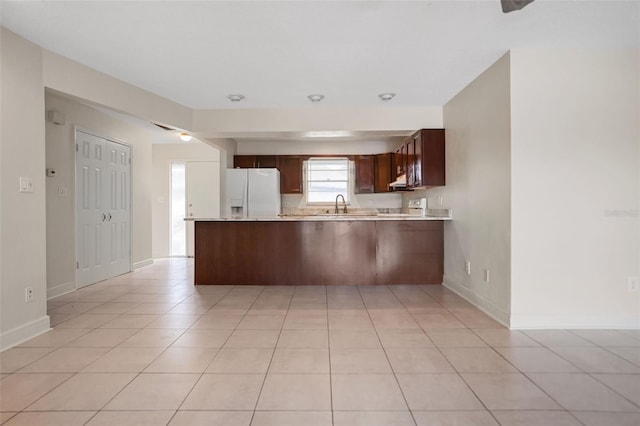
top-left (279, 155), bottom-right (303, 194)
top-left (393, 129), bottom-right (445, 188)
top-left (354, 155), bottom-right (375, 193)
top-left (233, 155), bottom-right (278, 168)
top-left (414, 132), bottom-right (423, 187)
top-left (374, 153), bottom-right (394, 193)
top-left (233, 155), bottom-right (256, 168)
top-left (413, 129), bottom-right (445, 187)
top-left (406, 137), bottom-right (415, 187)
top-left (194, 219), bottom-right (443, 286)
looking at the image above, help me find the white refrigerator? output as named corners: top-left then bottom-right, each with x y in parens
top-left (226, 168), bottom-right (281, 218)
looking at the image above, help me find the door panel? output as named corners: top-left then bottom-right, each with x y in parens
top-left (76, 132), bottom-right (108, 287)
top-left (76, 131), bottom-right (131, 288)
top-left (106, 141), bottom-right (131, 277)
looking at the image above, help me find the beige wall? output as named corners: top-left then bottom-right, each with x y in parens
top-left (43, 51), bottom-right (192, 131)
top-left (193, 106), bottom-right (442, 136)
top-left (45, 92), bottom-right (155, 297)
top-left (0, 28), bottom-right (50, 349)
top-left (420, 53), bottom-right (512, 325)
top-left (152, 142), bottom-right (221, 258)
top-left (237, 139), bottom-right (398, 156)
top-left (510, 49), bottom-right (640, 328)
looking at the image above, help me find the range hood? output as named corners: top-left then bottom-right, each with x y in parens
top-left (389, 174), bottom-right (409, 190)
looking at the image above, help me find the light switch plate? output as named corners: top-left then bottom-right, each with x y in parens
top-left (19, 176), bottom-right (34, 193)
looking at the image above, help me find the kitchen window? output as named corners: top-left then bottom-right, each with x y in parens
top-left (306, 157), bottom-right (350, 204)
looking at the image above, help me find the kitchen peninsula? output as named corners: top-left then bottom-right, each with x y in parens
top-left (189, 214), bottom-right (450, 286)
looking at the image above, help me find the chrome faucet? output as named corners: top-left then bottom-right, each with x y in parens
top-left (335, 194), bottom-right (347, 214)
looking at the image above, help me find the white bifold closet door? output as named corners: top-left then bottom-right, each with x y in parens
top-left (76, 131), bottom-right (131, 288)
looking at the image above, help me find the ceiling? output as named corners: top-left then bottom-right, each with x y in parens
top-left (2, 1), bottom-right (638, 112)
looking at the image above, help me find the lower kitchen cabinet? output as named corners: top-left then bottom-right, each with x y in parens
top-left (194, 220), bottom-right (443, 285)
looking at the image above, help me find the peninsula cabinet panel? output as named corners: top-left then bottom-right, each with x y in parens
top-left (375, 221), bottom-right (444, 285)
top-left (195, 220), bottom-right (443, 286)
top-left (332, 221), bottom-right (377, 285)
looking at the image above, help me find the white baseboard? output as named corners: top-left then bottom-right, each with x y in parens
top-left (47, 281), bottom-right (76, 300)
top-left (510, 315), bottom-right (640, 330)
top-left (0, 316), bottom-right (51, 352)
top-left (443, 275), bottom-right (510, 327)
top-left (133, 258), bottom-right (153, 269)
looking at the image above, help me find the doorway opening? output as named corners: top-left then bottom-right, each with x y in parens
top-left (170, 161), bottom-right (186, 256)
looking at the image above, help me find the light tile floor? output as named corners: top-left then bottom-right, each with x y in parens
top-left (1, 258), bottom-right (639, 425)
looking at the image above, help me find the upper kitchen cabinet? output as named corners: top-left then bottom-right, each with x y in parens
top-left (233, 155), bottom-right (278, 168)
top-left (279, 155), bottom-right (303, 194)
top-left (354, 155), bottom-right (375, 193)
top-left (413, 129), bottom-right (445, 187)
top-left (374, 153), bottom-right (394, 193)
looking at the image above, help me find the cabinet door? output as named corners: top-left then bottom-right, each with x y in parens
top-left (413, 133), bottom-right (422, 187)
top-left (374, 153), bottom-right (393, 193)
top-left (406, 138), bottom-right (415, 187)
top-left (421, 129), bottom-right (446, 186)
top-left (233, 155), bottom-right (256, 168)
top-left (256, 155), bottom-right (278, 168)
top-left (355, 155), bottom-right (375, 193)
top-left (279, 156), bottom-right (303, 194)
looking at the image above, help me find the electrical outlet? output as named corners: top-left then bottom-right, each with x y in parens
top-left (465, 261), bottom-right (471, 275)
top-left (484, 269), bottom-right (490, 283)
top-left (25, 287), bottom-right (34, 303)
top-left (629, 277), bottom-right (639, 293)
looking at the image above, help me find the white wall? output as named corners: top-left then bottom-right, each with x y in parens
top-left (423, 53), bottom-right (512, 325)
top-left (193, 106), bottom-right (442, 136)
top-left (0, 28), bottom-right (50, 350)
top-left (152, 142), bottom-right (221, 258)
top-left (45, 92), bottom-right (155, 297)
top-left (510, 49), bottom-right (640, 328)
top-left (43, 51), bottom-right (192, 131)
top-left (237, 139), bottom-right (399, 156)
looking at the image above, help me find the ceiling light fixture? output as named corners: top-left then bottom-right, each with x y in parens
top-left (179, 132), bottom-right (193, 142)
top-left (227, 94), bottom-right (245, 102)
top-left (378, 93), bottom-right (396, 102)
top-left (307, 94), bottom-right (325, 103)
top-left (305, 130), bottom-right (352, 138)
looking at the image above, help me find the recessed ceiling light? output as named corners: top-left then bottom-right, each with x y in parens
top-left (305, 130), bottom-right (352, 138)
top-left (307, 94), bottom-right (325, 103)
top-left (179, 132), bottom-right (193, 142)
top-left (378, 93), bottom-right (396, 101)
top-left (227, 94), bottom-right (245, 102)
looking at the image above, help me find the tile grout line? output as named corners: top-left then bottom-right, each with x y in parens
top-left (355, 285), bottom-right (418, 426)
top-left (247, 285), bottom-right (294, 426)
top-left (393, 284), bottom-right (504, 426)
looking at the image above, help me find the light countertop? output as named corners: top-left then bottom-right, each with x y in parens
top-left (186, 213), bottom-right (451, 222)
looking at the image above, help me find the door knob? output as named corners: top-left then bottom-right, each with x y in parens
top-left (189, 213), bottom-right (193, 217)
top-left (188, 203), bottom-right (193, 207)
top-left (101, 213), bottom-right (106, 222)
top-left (107, 213), bottom-right (112, 221)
